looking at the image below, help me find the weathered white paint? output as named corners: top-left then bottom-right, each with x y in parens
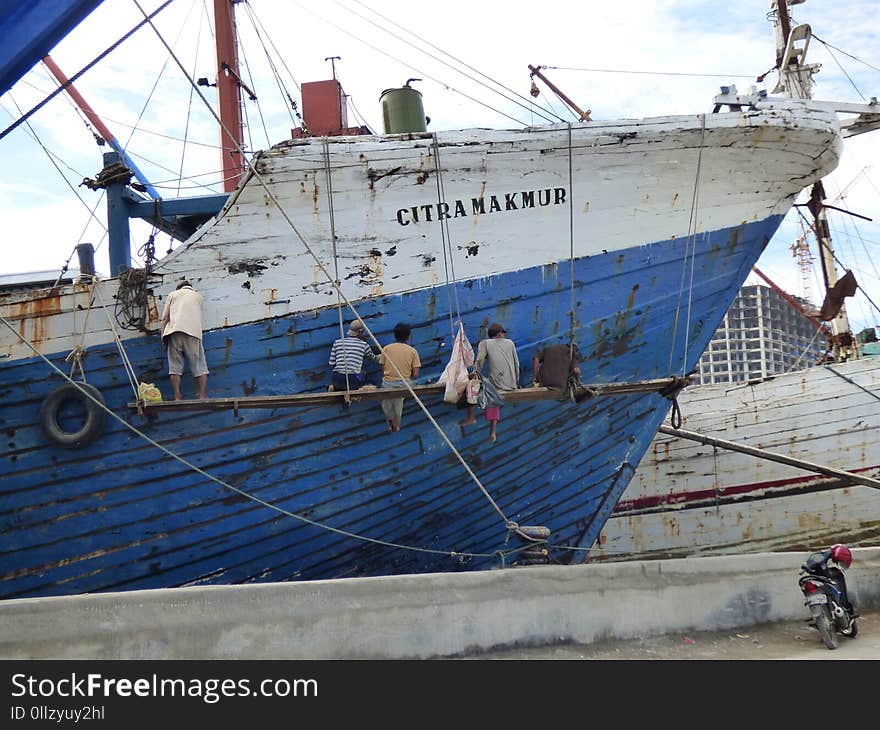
top-left (596, 356), bottom-right (880, 559)
top-left (1, 105), bottom-right (840, 361)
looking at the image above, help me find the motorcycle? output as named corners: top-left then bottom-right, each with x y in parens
top-left (798, 543), bottom-right (858, 650)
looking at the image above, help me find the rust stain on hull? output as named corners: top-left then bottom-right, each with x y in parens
top-left (8, 290), bottom-right (62, 347)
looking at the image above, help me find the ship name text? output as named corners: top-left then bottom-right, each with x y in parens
top-left (396, 187), bottom-right (567, 226)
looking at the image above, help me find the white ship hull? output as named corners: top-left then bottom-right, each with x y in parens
top-left (595, 356), bottom-right (880, 560)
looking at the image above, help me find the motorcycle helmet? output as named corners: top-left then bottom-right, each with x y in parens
top-left (830, 543), bottom-right (853, 568)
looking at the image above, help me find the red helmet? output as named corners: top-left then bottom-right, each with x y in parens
top-left (830, 544), bottom-right (853, 568)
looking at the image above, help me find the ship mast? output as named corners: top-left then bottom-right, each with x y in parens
top-left (213, 0), bottom-right (245, 193)
top-left (771, 0), bottom-right (858, 360)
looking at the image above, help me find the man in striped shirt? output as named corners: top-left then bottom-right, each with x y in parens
top-left (328, 319), bottom-right (378, 391)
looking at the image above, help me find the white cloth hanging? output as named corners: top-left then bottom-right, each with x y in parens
top-left (437, 321), bottom-right (474, 404)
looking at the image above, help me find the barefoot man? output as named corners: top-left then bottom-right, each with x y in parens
top-left (161, 280), bottom-right (209, 401)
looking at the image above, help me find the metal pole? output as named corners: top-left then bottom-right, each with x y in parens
top-left (213, 0), bottom-right (244, 192)
top-left (104, 150), bottom-right (132, 276)
top-left (659, 424), bottom-right (880, 490)
top-left (42, 55), bottom-right (160, 199)
top-left (528, 65), bottom-right (591, 122)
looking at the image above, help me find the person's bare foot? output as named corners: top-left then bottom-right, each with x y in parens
top-left (458, 418), bottom-right (476, 426)
top-left (489, 433), bottom-right (496, 443)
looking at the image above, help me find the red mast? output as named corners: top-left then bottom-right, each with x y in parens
top-left (213, 0), bottom-right (244, 192)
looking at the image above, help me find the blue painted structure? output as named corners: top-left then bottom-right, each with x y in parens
top-left (101, 151), bottom-right (228, 275)
top-left (0, 216), bottom-right (779, 599)
top-left (0, 0), bottom-right (104, 96)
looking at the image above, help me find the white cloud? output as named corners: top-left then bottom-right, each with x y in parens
top-left (1, 0), bottom-right (878, 327)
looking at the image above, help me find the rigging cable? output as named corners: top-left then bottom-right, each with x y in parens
top-left (668, 114), bottom-right (706, 378)
top-left (243, 0), bottom-right (302, 92)
top-left (176, 0), bottom-right (206, 197)
top-left (785, 325), bottom-right (825, 373)
top-left (796, 207), bottom-right (880, 318)
top-left (241, 1), bottom-right (298, 129)
top-left (0, 0), bottom-right (177, 142)
top-left (819, 42), bottom-right (867, 101)
top-left (287, 1), bottom-right (537, 127)
top-left (566, 123), bottom-right (576, 346)
top-left (431, 134), bottom-right (461, 339)
top-left (0, 96), bottom-right (108, 239)
top-left (543, 65), bottom-right (760, 79)
top-left (132, 0), bottom-right (520, 533)
top-left (92, 282), bottom-right (141, 400)
top-left (0, 313), bottom-right (518, 565)
top-left (809, 33), bottom-right (880, 75)
top-left (338, 0), bottom-right (563, 124)
top-left (322, 138), bottom-right (353, 401)
top-left (15, 76), bottom-right (228, 151)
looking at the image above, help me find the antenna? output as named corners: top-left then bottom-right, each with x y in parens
top-left (325, 56), bottom-right (341, 80)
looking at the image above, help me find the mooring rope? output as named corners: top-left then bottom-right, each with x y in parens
top-left (133, 0), bottom-right (518, 531)
top-left (0, 312), bottom-right (524, 566)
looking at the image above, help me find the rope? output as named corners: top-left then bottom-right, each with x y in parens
top-left (566, 123), bottom-right (576, 347)
top-left (668, 113), bottom-right (706, 377)
top-left (785, 325), bottom-right (825, 373)
top-left (0, 0), bottom-right (176, 142)
top-left (0, 311), bottom-right (520, 564)
top-left (241, 1), bottom-right (298, 128)
top-left (682, 114), bottom-right (706, 376)
top-left (825, 365), bottom-right (880, 403)
top-left (65, 280), bottom-right (99, 381)
top-left (289, 1), bottom-right (535, 127)
top-left (322, 139), bottom-right (351, 401)
top-left (176, 0), bottom-right (204, 197)
top-left (338, 0), bottom-right (562, 124)
top-left (92, 281), bottom-right (141, 400)
top-left (431, 134), bottom-right (461, 340)
top-left (141, 1), bottom-right (518, 532)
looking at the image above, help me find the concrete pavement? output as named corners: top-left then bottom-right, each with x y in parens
top-left (1, 548), bottom-right (878, 659)
top-left (467, 609), bottom-right (880, 659)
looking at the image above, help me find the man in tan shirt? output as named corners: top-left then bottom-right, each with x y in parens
top-left (379, 323), bottom-right (421, 432)
top-left (161, 281), bottom-right (208, 400)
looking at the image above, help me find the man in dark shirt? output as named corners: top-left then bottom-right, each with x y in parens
top-left (532, 343), bottom-right (581, 389)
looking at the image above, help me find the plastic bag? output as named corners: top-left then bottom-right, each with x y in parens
top-left (465, 377), bottom-right (481, 405)
top-left (137, 381), bottom-right (163, 403)
top-left (437, 321), bottom-right (475, 404)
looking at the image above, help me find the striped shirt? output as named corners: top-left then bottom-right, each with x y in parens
top-left (329, 336), bottom-right (376, 374)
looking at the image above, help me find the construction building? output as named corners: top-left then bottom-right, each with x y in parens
top-left (696, 283), bottom-right (825, 385)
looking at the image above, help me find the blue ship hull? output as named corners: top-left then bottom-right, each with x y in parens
top-left (0, 218), bottom-right (779, 599)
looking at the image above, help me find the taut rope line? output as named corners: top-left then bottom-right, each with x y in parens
top-left (0, 312), bottom-right (520, 564)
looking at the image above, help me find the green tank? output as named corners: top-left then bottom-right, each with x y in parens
top-left (380, 81), bottom-right (427, 134)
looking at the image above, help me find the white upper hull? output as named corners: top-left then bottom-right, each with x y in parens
top-left (2, 105), bottom-right (840, 361)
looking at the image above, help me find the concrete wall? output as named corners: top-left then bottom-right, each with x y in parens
top-left (2, 548), bottom-right (878, 659)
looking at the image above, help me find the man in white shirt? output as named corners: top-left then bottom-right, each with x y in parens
top-left (161, 281), bottom-right (208, 400)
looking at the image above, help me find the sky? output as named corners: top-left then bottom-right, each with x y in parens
top-left (1, 0), bottom-right (879, 331)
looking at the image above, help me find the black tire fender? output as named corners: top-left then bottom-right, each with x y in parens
top-left (39, 383), bottom-right (107, 449)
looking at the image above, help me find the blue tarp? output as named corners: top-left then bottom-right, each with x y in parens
top-left (0, 0), bottom-right (104, 96)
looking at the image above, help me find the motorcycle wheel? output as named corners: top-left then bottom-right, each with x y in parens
top-left (814, 606), bottom-right (839, 650)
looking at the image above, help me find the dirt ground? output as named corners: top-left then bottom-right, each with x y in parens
top-left (464, 608), bottom-right (880, 660)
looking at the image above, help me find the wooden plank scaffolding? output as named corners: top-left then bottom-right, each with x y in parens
top-left (127, 376), bottom-right (689, 415)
